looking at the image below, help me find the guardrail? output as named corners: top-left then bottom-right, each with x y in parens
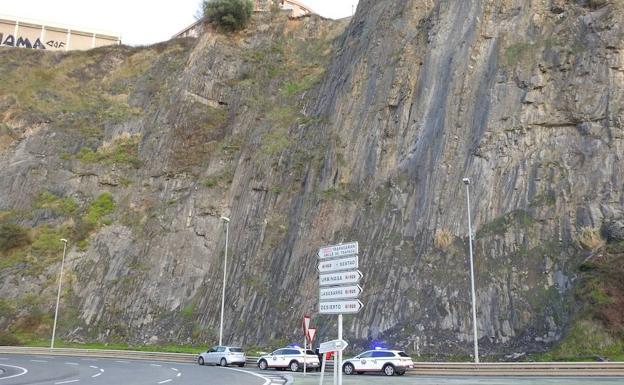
top-left (1, 347), bottom-right (623, 376)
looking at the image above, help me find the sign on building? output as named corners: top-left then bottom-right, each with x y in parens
top-left (0, 14), bottom-right (121, 51)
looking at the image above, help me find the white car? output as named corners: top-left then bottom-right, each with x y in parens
top-left (197, 346), bottom-right (246, 367)
top-left (257, 347), bottom-right (320, 372)
top-left (342, 349), bottom-right (414, 376)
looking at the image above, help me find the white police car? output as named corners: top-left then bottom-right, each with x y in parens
top-left (257, 346), bottom-right (320, 372)
top-left (342, 349), bottom-right (414, 376)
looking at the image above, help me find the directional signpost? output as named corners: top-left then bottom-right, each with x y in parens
top-left (317, 241), bottom-right (363, 385)
top-left (319, 339), bottom-right (348, 353)
top-left (319, 285), bottom-right (362, 301)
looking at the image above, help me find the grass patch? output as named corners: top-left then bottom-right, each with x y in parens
top-left (537, 320), bottom-right (624, 361)
top-left (0, 222), bottom-right (31, 252)
top-left (76, 133), bottom-right (142, 168)
top-left (30, 225), bottom-right (68, 257)
top-left (433, 228), bottom-right (453, 250)
top-left (34, 191), bottom-right (78, 216)
top-left (577, 227), bottom-right (605, 251)
top-left (83, 192), bottom-right (115, 226)
top-left (477, 210), bottom-right (535, 237)
top-left (201, 167), bottom-right (235, 188)
top-left (530, 192), bottom-right (556, 208)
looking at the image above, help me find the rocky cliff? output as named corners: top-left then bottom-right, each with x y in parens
top-left (1, 1), bottom-right (623, 358)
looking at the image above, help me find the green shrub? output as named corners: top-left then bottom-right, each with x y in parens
top-left (0, 222), bottom-right (30, 252)
top-left (30, 226), bottom-right (66, 257)
top-left (0, 332), bottom-right (21, 346)
top-left (34, 191), bottom-right (78, 216)
top-left (84, 192), bottom-right (115, 225)
top-left (75, 134), bottom-right (141, 168)
top-left (203, 0), bottom-right (253, 31)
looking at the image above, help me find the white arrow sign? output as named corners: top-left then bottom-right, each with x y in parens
top-left (318, 339), bottom-right (348, 353)
top-left (319, 285), bottom-right (362, 301)
top-left (317, 255), bottom-right (358, 273)
top-left (318, 242), bottom-right (358, 259)
top-left (319, 270), bottom-right (363, 287)
top-left (319, 299), bottom-right (364, 314)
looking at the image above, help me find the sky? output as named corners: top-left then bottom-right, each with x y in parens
top-left (1, 0), bottom-right (359, 46)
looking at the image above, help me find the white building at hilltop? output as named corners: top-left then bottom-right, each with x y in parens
top-left (173, 0), bottom-right (315, 39)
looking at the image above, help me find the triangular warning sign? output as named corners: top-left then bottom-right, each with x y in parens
top-left (307, 328), bottom-right (317, 343)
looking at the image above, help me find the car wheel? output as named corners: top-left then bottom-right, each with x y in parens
top-left (258, 360), bottom-right (268, 370)
top-left (383, 364), bottom-right (395, 376)
top-left (343, 363), bottom-right (354, 375)
top-left (238, 363), bottom-right (245, 367)
top-left (198, 357), bottom-right (204, 366)
top-left (289, 361), bottom-right (299, 372)
top-left (220, 358), bottom-right (227, 367)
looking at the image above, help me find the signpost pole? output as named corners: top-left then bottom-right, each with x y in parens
top-left (333, 350), bottom-right (337, 385)
top-left (319, 354), bottom-right (326, 385)
top-left (338, 314), bottom-right (343, 385)
top-left (304, 338), bottom-right (307, 376)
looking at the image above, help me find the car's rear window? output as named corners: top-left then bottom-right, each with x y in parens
top-left (229, 348), bottom-right (243, 352)
top-left (398, 352), bottom-right (409, 357)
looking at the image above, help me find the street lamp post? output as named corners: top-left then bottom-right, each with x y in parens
top-left (462, 178), bottom-right (479, 363)
top-left (51, 238), bottom-right (68, 349)
top-left (219, 216), bottom-right (230, 346)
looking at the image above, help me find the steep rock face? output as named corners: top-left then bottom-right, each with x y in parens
top-left (1, 1), bottom-right (623, 356)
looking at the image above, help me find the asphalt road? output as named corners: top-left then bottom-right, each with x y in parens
top-left (0, 355), bottom-right (286, 385)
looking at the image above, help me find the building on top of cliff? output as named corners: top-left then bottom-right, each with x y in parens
top-left (173, 0), bottom-right (315, 39)
top-left (0, 14), bottom-right (121, 51)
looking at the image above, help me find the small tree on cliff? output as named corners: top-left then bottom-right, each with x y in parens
top-left (203, 0), bottom-right (254, 31)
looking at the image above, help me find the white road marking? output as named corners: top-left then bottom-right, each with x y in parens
top-left (221, 367), bottom-right (271, 385)
top-left (64, 362), bottom-right (79, 366)
top-left (30, 359), bottom-right (48, 363)
top-left (89, 366), bottom-right (98, 369)
top-left (99, 369), bottom-right (104, 372)
top-left (176, 373), bottom-right (181, 377)
top-left (114, 360), bottom-right (128, 364)
top-left (171, 368), bottom-right (178, 372)
top-left (54, 380), bottom-right (79, 384)
top-left (150, 364), bottom-right (162, 367)
top-left (92, 373), bottom-right (101, 378)
top-left (0, 364), bottom-right (28, 380)
top-left (157, 380), bottom-right (172, 384)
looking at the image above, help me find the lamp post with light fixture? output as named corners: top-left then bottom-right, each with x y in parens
top-left (51, 238), bottom-right (68, 349)
top-left (219, 216), bottom-right (230, 346)
top-left (462, 178), bottom-right (479, 363)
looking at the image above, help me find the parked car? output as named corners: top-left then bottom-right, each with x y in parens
top-left (342, 349), bottom-right (414, 376)
top-left (257, 347), bottom-right (320, 372)
top-left (197, 346), bottom-right (246, 367)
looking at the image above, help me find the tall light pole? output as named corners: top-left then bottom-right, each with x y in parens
top-left (219, 216), bottom-right (230, 346)
top-left (51, 238), bottom-right (68, 349)
top-left (462, 178), bottom-right (479, 363)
